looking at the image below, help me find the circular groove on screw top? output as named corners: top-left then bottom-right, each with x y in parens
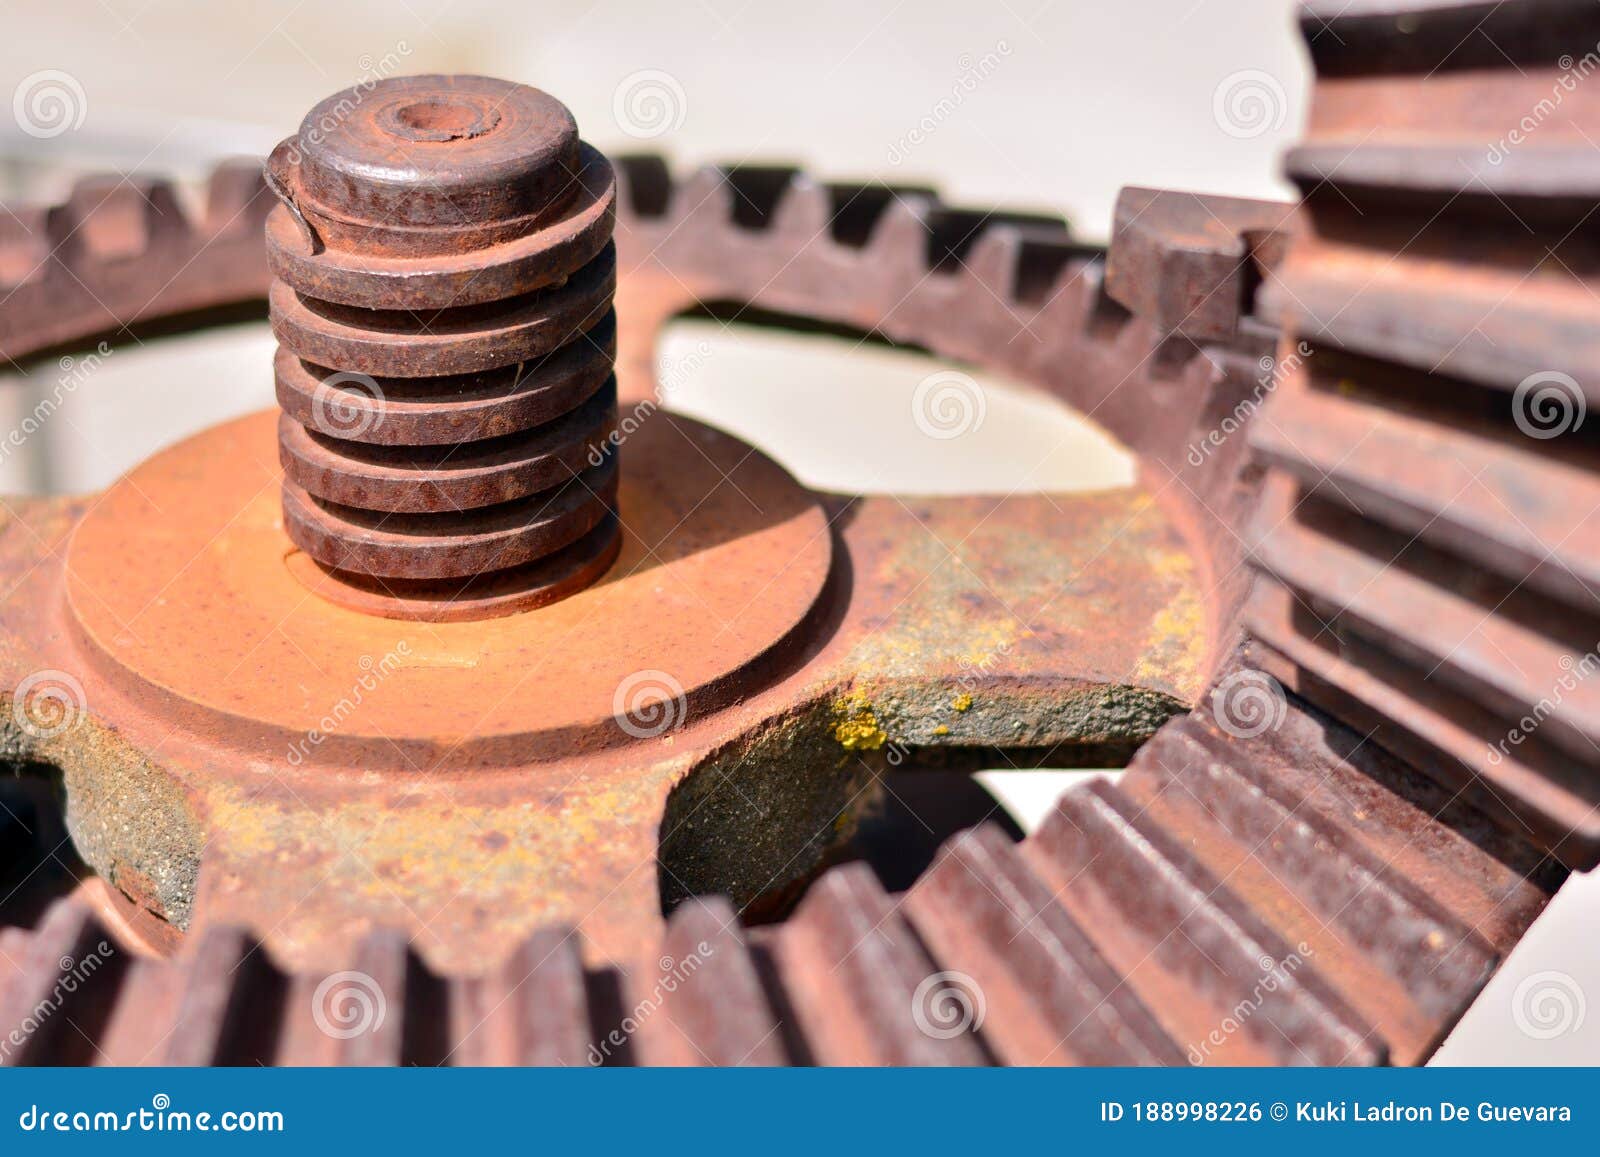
top-left (281, 453), bottom-right (618, 580)
top-left (289, 75), bottom-right (579, 231)
top-left (278, 385), bottom-right (617, 513)
top-left (273, 311), bottom-right (615, 447)
top-left (268, 242), bottom-right (616, 377)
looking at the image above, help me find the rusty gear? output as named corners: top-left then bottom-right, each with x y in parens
top-left (0, 0), bottom-right (1590, 1066)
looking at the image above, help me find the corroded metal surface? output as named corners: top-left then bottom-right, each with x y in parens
top-left (1248, 0), bottom-right (1600, 868)
top-left (0, 10), bottom-right (1587, 1066)
top-left (267, 76), bottom-right (622, 618)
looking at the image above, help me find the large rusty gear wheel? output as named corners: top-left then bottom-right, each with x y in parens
top-left (0, 1), bottom-right (1591, 1065)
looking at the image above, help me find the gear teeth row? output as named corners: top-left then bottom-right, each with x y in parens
top-left (903, 823), bottom-right (1184, 1066)
top-left (1032, 778), bottom-right (1383, 1065)
top-left (0, 162), bottom-right (275, 362)
top-left (1124, 717), bottom-right (1490, 1063)
top-left (1245, 0), bottom-right (1600, 868)
top-left (1, 676), bottom-right (1558, 1066)
top-left (610, 157), bottom-right (1298, 497)
top-left (0, 50), bottom-right (1575, 1058)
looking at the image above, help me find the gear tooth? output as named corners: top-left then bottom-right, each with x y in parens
top-left (630, 897), bottom-right (789, 1066)
top-left (334, 928), bottom-right (418, 1066)
top-left (671, 164), bottom-right (739, 224)
top-left (485, 926), bottom-right (592, 1066)
top-left (768, 173), bottom-right (831, 237)
top-left (904, 823), bottom-right (1184, 1066)
top-left (0, 901), bottom-right (124, 1065)
top-left (162, 925), bottom-right (283, 1066)
top-left (57, 176), bottom-right (189, 262)
top-left (955, 217), bottom-right (1087, 307)
top-left (1106, 186), bottom-right (1295, 342)
top-left (204, 158), bottom-right (274, 236)
top-left (1030, 780), bottom-right (1387, 1065)
top-left (612, 153), bottom-right (673, 221)
top-left (923, 206), bottom-right (1066, 278)
top-left (274, 971), bottom-right (341, 1065)
top-left (0, 205), bottom-right (51, 291)
top-left (948, 218), bottom-right (1024, 295)
top-left (774, 863), bottom-right (990, 1066)
top-left (819, 181), bottom-right (936, 249)
top-left (97, 955), bottom-right (188, 1065)
top-left (859, 189), bottom-right (936, 270)
top-left (1011, 231), bottom-right (1097, 309)
top-left (1126, 717), bottom-right (1498, 1064)
top-left (716, 164), bottom-right (802, 232)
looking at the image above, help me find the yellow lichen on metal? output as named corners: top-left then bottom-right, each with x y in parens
top-left (830, 693), bottom-right (888, 751)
